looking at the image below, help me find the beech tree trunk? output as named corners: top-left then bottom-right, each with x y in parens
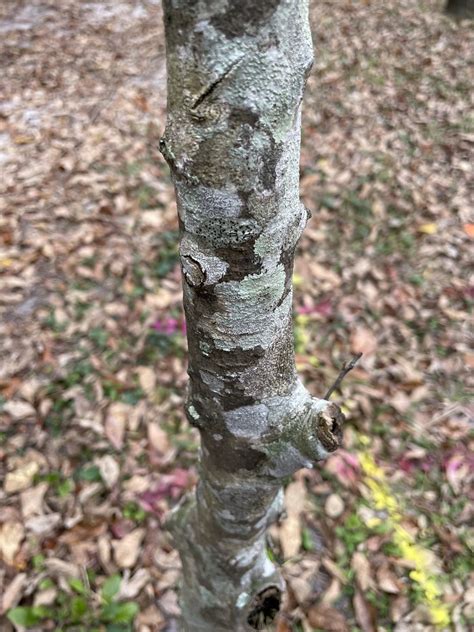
top-left (160, 1), bottom-right (344, 630)
top-left (446, 0), bottom-right (474, 17)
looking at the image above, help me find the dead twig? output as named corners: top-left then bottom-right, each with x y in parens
top-left (324, 353), bottom-right (362, 400)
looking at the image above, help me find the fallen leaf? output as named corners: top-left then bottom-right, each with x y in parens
top-left (25, 513), bottom-right (62, 536)
top-left (60, 520), bottom-right (108, 546)
top-left (1, 573), bottom-right (27, 613)
top-left (136, 605), bottom-right (166, 628)
top-left (2, 399), bottom-right (36, 419)
top-left (0, 521), bottom-right (25, 564)
top-left (4, 461), bottom-right (40, 494)
top-left (352, 552), bottom-right (374, 591)
top-left (325, 493), bottom-right (344, 518)
top-left (20, 482), bottom-right (48, 518)
top-left (390, 595), bottom-right (410, 622)
top-left (139, 468), bottom-right (192, 511)
top-left (275, 615), bottom-right (292, 632)
top-left (285, 559), bottom-right (321, 605)
top-left (350, 327), bottom-right (377, 355)
top-left (141, 210), bottom-right (164, 228)
top-left (104, 402), bottom-right (129, 449)
top-left (321, 557), bottom-right (347, 584)
top-left (463, 223), bottom-right (474, 238)
top-left (287, 575), bottom-right (313, 605)
top-left (389, 391), bottom-right (412, 414)
top-left (147, 421), bottom-right (170, 454)
top-left (117, 568), bottom-right (151, 600)
top-left (44, 558), bottom-right (80, 579)
top-left (97, 454), bottom-right (120, 488)
top-left (377, 565), bottom-right (401, 594)
top-left (418, 223), bottom-right (437, 234)
top-left (33, 587), bottom-right (58, 607)
top-left (159, 589), bottom-right (181, 617)
top-left (445, 453), bottom-right (469, 495)
top-left (112, 528), bottom-right (145, 568)
top-left (325, 451), bottom-right (360, 487)
top-left (353, 589), bottom-right (377, 632)
top-left (307, 604), bottom-right (349, 631)
top-left (137, 366), bottom-right (156, 395)
top-left (319, 577), bottom-right (342, 606)
top-left (279, 480), bottom-right (307, 559)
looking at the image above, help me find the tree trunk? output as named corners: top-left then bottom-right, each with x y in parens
top-left (446, 0), bottom-right (474, 17)
top-left (160, 1), bottom-right (344, 630)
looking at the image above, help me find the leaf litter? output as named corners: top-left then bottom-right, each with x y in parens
top-left (0, 0), bottom-right (473, 630)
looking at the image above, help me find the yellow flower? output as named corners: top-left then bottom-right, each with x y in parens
top-left (357, 435), bottom-right (450, 628)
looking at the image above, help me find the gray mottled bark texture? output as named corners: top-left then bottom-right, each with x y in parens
top-left (160, 1), bottom-right (344, 630)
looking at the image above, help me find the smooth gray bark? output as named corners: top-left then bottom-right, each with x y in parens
top-left (160, 1), bottom-right (344, 630)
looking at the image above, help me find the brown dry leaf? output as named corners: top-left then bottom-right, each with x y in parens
top-left (309, 262), bottom-right (341, 287)
top-left (25, 513), bottom-right (61, 536)
top-left (148, 421), bottom-right (170, 454)
top-left (1, 572), bottom-right (27, 614)
top-left (280, 480), bottom-right (307, 559)
top-left (98, 534), bottom-right (112, 571)
top-left (350, 327), bottom-right (377, 355)
top-left (4, 461), bottom-right (40, 494)
top-left (34, 588), bottom-right (58, 607)
top-left (389, 391), bottom-right (412, 414)
top-left (112, 528), bottom-right (145, 568)
top-left (2, 399), bottom-right (35, 419)
top-left (104, 402), bottom-right (129, 449)
top-left (324, 493), bottom-right (344, 518)
top-left (43, 558), bottom-right (80, 577)
top-left (390, 595), bottom-right (410, 622)
top-left (117, 568), bottom-right (151, 600)
top-left (96, 454), bottom-right (120, 488)
top-left (463, 223), bottom-right (474, 238)
top-left (0, 521), bottom-right (25, 564)
top-left (136, 605), bottom-right (166, 628)
top-left (141, 210), bottom-right (164, 229)
top-left (137, 366), bottom-right (156, 395)
top-left (321, 557), bottom-right (347, 584)
top-left (60, 520), bottom-right (108, 547)
top-left (353, 589), bottom-right (377, 632)
top-left (376, 565), bottom-right (401, 594)
top-left (307, 604), bottom-right (350, 632)
top-left (351, 552), bottom-right (374, 591)
top-left (319, 578), bottom-right (342, 606)
top-left (285, 559), bottom-right (321, 605)
top-left (287, 575), bottom-right (312, 605)
top-left (159, 589), bottom-right (181, 617)
top-left (123, 474), bottom-right (150, 495)
top-left (275, 615), bottom-right (293, 632)
top-left (20, 482), bottom-right (48, 518)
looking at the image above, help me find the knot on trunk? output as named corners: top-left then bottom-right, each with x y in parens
top-left (254, 385), bottom-right (345, 478)
top-left (315, 401), bottom-right (344, 452)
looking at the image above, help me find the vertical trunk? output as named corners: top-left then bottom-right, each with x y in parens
top-left (160, 1), bottom-right (344, 630)
top-left (446, 0), bottom-right (474, 17)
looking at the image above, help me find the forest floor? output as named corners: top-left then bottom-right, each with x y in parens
top-left (0, 0), bottom-right (473, 631)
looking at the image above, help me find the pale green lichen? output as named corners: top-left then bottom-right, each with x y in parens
top-left (161, 1), bottom-right (342, 630)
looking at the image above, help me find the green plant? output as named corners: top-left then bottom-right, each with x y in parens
top-left (122, 501), bottom-right (147, 523)
top-left (335, 512), bottom-right (369, 554)
top-left (7, 575), bottom-right (139, 631)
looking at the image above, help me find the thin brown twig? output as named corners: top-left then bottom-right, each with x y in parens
top-left (324, 352), bottom-right (363, 400)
